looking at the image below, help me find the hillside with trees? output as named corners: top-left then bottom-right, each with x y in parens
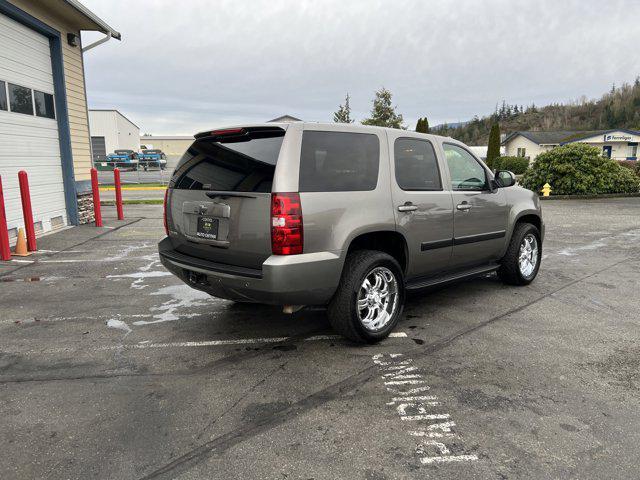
top-left (434, 78), bottom-right (640, 145)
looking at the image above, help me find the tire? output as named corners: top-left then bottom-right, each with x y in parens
top-left (498, 223), bottom-right (542, 286)
top-left (328, 250), bottom-right (405, 343)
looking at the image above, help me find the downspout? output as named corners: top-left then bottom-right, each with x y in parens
top-left (82, 31), bottom-right (112, 52)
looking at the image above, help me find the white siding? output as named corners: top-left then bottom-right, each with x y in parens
top-left (0, 13), bottom-right (67, 236)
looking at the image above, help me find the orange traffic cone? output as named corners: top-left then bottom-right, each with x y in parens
top-left (13, 227), bottom-right (31, 256)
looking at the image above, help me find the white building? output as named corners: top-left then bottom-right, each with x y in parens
top-left (502, 129), bottom-right (640, 163)
top-left (88, 109), bottom-right (140, 160)
top-left (467, 145), bottom-right (505, 160)
top-left (0, 0), bottom-right (120, 238)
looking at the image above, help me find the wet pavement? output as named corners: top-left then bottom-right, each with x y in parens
top-left (1, 199), bottom-right (639, 479)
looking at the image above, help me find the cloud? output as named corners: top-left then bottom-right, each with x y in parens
top-left (81, 0), bottom-right (640, 135)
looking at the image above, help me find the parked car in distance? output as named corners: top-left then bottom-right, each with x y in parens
top-left (159, 123), bottom-right (544, 343)
top-left (138, 149), bottom-right (167, 170)
top-left (106, 149), bottom-right (139, 170)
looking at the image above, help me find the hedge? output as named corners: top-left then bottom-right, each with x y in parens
top-left (493, 156), bottom-right (530, 174)
top-left (521, 143), bottom-right (640, 195)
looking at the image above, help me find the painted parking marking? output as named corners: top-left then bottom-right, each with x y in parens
top-left (373, 353), bottom-right (479, 466)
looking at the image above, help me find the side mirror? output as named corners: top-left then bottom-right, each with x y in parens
top-left (495, 170), bottom-right (516, 188)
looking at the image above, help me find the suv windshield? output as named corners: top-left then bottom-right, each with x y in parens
top-left (173, 128), bottom-right (285, 192)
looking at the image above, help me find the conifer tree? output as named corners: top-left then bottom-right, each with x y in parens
top-left (362, 87), bottom-right (404, 129)
top-left (486, 123), bottom-right (501, 169)
top-left (333, 93), bottom-right (354, 123)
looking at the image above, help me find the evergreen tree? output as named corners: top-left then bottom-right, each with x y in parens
top-left (415, 117), bottom-right (430, 133)
top-left (486, 123), bottom-right (501, 169)
top-left (362, 87), bottom-right (404, 129)
top-left (333, 93), bottom-right (354, 123)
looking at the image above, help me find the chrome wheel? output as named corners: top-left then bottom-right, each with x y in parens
top-left (518, 233), bottom-right (539, 278)
top-left (357, 266), bottom-right (399, 331)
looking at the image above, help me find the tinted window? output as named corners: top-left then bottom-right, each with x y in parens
top-left (34, 90), bottom-right (55, 119)
top-left (444, 144), bottom-right (488, 191)
top-left (394, 138), bottom-right (441, 190)
top-left (299, 131), bottom-right (379, 192)
top-left (0, 81), bottom-right (6, 111)
top-left (174, 129), bottom-right (284, 192)
top-left (8, 83), bottom-right (33, 115)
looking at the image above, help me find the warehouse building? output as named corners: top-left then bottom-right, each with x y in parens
top-left (89, 109), bottom-right (139, 161)
top-left (0, 0), bottom-right (120, 240)
top-left (502, 129), bottom-right (640, 162)
top-left (139, 135), bottom-right (193, 157)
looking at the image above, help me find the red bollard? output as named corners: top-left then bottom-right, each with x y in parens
top-left (114, 168), bottom-right (124, 220)
top-left (18, 171), bottom-right (36, 251)
top-left (0, 175), bottom-right (11, 261)
top-left (90, 168), bottom-right (102, 227)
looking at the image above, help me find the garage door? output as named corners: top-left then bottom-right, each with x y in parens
top-left (0, 13), bottom-right (67, 239)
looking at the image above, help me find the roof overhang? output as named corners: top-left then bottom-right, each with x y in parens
top-left (60, 0), bottom-right (121, 39)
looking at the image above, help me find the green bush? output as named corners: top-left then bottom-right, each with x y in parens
top-left (493, 156), bottom-right (530, 174)
top-left (618, 160), bottom-right (640, 176)
top-left (521, 143), bottom-right (640, 195)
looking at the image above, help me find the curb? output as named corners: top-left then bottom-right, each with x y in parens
top-left (539, 193), bottom-right (640, 200)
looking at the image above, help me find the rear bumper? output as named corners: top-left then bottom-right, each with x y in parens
top-left (158, 237), bottom-right (343, 305)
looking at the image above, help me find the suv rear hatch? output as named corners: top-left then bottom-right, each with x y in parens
top-left (166, 126), bottom-right (286, 270)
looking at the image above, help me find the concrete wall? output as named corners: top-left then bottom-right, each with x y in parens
top-left (9, 0), bottom-right (93, 181)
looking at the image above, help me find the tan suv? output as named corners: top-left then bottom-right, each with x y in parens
top-left (159, 122), bottom-right (543, 342)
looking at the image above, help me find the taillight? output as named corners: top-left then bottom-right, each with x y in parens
top-left (163, 188), bottom-right (169, 235)
top-left (271, 192), bottom-right (303, 255)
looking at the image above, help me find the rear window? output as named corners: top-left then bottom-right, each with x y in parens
top-left (299, 131), bottom-right (380, 192)
top-left (174, 129), bottom-right (285, 192)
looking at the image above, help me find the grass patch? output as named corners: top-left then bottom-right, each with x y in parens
top-left (101, 182), bottom-right (168, 188)
top-left (101, 199), bottom-right (164, 205)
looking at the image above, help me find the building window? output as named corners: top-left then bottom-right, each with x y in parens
top-left (8, 83), bottom-right (33, 115)
top-left (34, 91), bottom-right (55, 119)
top-left (517, 147), bottom-right (526, 158)
top-left (628, 143), bottom-right (638, 159)
top-left (0, 81), bottom-right (7, 111)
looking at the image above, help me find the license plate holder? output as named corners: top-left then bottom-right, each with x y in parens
top-left (196, 216), bottom-right (219, 240)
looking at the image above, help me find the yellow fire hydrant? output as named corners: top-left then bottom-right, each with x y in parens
top-left (541, 183), bottom-right (552, 197)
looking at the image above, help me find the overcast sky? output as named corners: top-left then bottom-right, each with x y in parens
top-left (81, 0), bottom-right (640, 135)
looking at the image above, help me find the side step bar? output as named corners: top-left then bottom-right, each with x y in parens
top-left (406, 263), bottom-right (499, 291)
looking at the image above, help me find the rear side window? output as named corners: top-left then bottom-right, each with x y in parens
top-left (394, 138), bottom-right (441, 190)
top-left (299, 131), bottom-right (379, 192)
top-left (174, 129), bottom-right (285, 192)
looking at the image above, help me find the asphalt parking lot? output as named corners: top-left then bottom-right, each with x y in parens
top-left (1, 198), bottom-right (639, 479)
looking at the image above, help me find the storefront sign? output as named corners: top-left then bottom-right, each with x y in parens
top-left (604, 133), bottom-right (633, 142)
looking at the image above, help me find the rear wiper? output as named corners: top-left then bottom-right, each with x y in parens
top-left (205, 191), bottom-right (258, 199)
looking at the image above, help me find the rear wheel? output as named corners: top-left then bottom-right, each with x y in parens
top-left (498, 223), bottom-right (541, 285)
top-left (328, 250), bottom-right (405, 343)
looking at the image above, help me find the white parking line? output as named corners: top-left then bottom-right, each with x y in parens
top-left (5, 332), bottom-right (409, 355)
top-left (102, 331), bottom-right (408, 350)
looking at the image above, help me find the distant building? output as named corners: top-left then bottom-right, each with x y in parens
top-left (467, 145), bottom-right (505, 161)
top-left (140, 135), bottom-right (194, 158)
top-left (502, 129), bottom-right (640, 162)
top-left (268, 115), bottom-right (302, 122)
top-left (89, 110), bottom-right (139, 160)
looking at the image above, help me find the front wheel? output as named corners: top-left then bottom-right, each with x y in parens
top-left (498, 223), bottom-right (542, 285)
top-left (328, 250), bottom-right (405, 343)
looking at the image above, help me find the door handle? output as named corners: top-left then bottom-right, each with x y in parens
top-left (456, 202), bottom-right (472, 212)
top-left (398, 203), bottom-right (418, 212)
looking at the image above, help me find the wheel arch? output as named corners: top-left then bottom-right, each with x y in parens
top-left (345, 230), bottom-right (409, 275)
